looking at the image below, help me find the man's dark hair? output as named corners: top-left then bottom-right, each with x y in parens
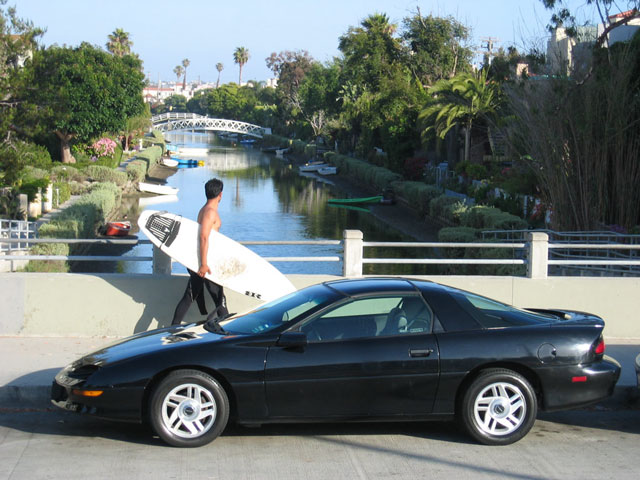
top-left (204, 178), bottom-right (223, 199)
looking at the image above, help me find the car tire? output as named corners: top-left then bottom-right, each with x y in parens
top-left (149, 369), bottom-right (229, 447)
top-left (460, 368), bottom-right (537, 446)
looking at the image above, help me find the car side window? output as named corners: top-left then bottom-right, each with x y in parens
top-left (299, 295), bottom-right (432, 342)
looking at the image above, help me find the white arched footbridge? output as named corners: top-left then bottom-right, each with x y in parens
top-left (151, 113), bottom-right (271, 138)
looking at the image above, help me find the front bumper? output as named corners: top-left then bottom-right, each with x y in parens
top-left (541, 355), bottom-right (621, 411)
top-left (51, 375), bottom-right (144, 423)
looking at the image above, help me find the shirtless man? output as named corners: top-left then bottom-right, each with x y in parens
top-left (171, 178), bottom-right (228, 325)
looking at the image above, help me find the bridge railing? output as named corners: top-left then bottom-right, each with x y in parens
top-left (1, 231), bottom-right (640, 278)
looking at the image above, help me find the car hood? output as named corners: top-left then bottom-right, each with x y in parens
top-left (71, 324), bottom-right (226, 368)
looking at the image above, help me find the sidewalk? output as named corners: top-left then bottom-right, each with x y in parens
top-left (0, 336), bottom-right (637, 409)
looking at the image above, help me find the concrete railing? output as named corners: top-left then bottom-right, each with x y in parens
top-left (1, 272), bottom-right (639, 339)
top-left (3, 231), bottom-right (639, 277)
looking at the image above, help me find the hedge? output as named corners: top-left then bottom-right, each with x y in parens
top-left (460, 205), bottom-right (527, 230)
top-left (390, 181), bottom-right (442, 216)
top-left (126, 159), bottom-right (147, 182)
top-left (142, 130), bottom-right (166, 152)
top-left (84, 165), bottom-right (127, 186)
top-left (325, 152), bottom-right (403, 192)
top-left (134, 145), bottom-right (163, 172)
top-left (429, 195), bottom-right (466, 222)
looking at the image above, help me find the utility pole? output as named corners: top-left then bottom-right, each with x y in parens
top-left (476, 36), bottom-right (500, 65)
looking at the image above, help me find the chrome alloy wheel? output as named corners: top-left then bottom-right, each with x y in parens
top-left (473, 381), bottom-right (526, 436)
top-left (160, 383), bottom-right (217, 439)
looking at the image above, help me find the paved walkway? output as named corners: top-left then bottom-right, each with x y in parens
top-left (0, 336), bottom-right (636, 409)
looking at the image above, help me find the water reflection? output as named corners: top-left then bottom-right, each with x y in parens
top-left (86, 131), bottom-right (444, 276)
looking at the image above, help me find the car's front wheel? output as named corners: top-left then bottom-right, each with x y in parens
top-left (460, 368), bottom-right (537, 445)
top-left (149, 369), bottom-right (229, 447)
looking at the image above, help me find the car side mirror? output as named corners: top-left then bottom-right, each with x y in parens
top-left (277, 331), bottom-right (308, 348)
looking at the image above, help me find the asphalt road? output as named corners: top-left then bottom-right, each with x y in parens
top-left (1, 407), bottom-right (638, 480)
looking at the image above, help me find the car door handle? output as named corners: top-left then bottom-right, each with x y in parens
top-left (409, 348), bottom-right (433, 358)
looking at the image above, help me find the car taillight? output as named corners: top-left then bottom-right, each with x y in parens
top-left (594, 337), bottom-right (606, 355)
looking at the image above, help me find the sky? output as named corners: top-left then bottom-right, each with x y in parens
top-left (13, 0), bottom-right (601, 85)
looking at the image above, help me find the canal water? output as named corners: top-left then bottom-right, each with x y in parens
top-left (110, 132), bottom-right (440, 276)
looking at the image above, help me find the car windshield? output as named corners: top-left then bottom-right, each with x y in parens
top-left (221, 284), bottom-right (343, 335)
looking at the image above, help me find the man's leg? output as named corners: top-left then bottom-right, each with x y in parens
top-left (171, 270), bottom-right (205, 325)
top-left (204, 280), bottom-right (228, 319)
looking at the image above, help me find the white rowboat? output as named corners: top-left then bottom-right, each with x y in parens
top-left (138, 182), bottom-right (179, 195)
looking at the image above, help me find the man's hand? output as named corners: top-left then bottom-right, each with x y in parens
top-left (197, 264), bottom-right (211, 277)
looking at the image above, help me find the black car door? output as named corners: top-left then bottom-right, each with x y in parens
top-left (264, 294), bottom-right (440, 419)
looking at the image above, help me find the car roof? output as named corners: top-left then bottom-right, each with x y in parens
top-left (323, 277), bottom-right (432, 296)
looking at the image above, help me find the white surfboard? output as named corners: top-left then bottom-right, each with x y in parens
top-left (138, 210), bottom-right (296, 302)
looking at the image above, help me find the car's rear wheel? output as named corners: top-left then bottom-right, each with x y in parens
top-left (460, 368), bottom-right (537, 446)
top-left (149, 369), bottom-right (229, 447)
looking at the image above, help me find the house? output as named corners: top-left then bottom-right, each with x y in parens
top-left (547, 9), bottom-right (640, 75)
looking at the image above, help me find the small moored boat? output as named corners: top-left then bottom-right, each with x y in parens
top-left (104, 221), bottom-right (131, 236)
top-left (161, 158), bottom-right (179, 167)
top-left (299, 161), bottom-right (327, 172)
top-left (318, 166), bottom-right (337, 175)
top-left (138, 182), bottom-right (179, 195)
top-left (328, 195), bottom-right (384, 205)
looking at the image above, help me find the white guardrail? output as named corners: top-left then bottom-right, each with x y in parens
top-left (1, 229), bottom-right (640, 278)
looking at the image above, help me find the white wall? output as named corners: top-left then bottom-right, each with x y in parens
top-left (0, 273), bottom-right (638, 339)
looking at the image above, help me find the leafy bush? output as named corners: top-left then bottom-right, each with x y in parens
top-left (52, 182), bottom-right (71, 208)
top-left (437, 226), bottom-right (479, 260)
top-left (134, 145), bottom-right (163, 170)
top-left (429, 195), bottom-right (463, 221)
top-left (390, 181), bottom-right (442, 216)
top-left (460, 206), bottom-right (503, 229)
top-left (19, 177), bottom-right (50, 202)
top-left (23, 242), bottom-right (70, 273)
top-left (51, 165), bottom-right (83, 182)
top-left (142, 130), bottom-right (166, 152)
top-left (84, 165), bottom-right (127, 186)
top-left (126, 160), bottom-right (147, 182)
top-left (38, 219), bottom-right (80, 238)
top-left (55, 182), bottom-right (120, 237)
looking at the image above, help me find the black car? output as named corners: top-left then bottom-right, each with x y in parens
top-left (52, 278), bottom-right (620, 447)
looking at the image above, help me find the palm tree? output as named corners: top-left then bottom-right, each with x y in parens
top-left (106, 28), bottom-right (132, 57)
top-left (181, 58), bottom-right (190, 90)
top-left (233, 47), bottom-right (250, 85)
top-left (419, 69), bottom-right (502, 163)
top-left (215, 62), bottom-right (223, 88)
top-left (362, 13), bottom-right (396, 35)
top-left (173, 65), bottom-right (184, 85)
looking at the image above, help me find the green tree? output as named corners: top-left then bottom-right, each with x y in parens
top-left (164, 94), bottom-right (187, 112)
top-left (419, 69), bottom-right (502, 163)
top-left (121, 108), bottom-right (151, 152)
top-left (14, 43), bottom-right (146, 163)
top-left (1, 0), bottom-right (44, 188)
top-left (338, 13), bottom-right (401, 90)
top-left (401, 9), bottom-right (472, 85)
top-left (215, 62), bottom-right (223, 88)
top-left (181, 58), bottom-right (190, 89)
top-left (233, 47), bottom-right (249, 85)
top-left (296, 62), bottom-right (341, 138)
top-left (106, 28), bottom-right (132, 57)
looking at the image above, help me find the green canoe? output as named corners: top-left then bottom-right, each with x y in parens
top-left (327, 195), bottom-right (383, 205)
